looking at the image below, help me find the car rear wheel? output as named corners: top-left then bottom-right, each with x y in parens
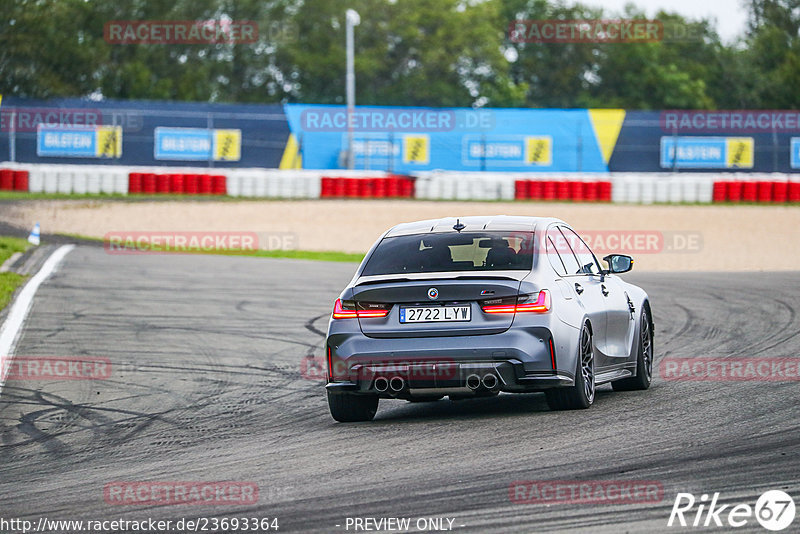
top-left (327, 391), bottom-right (379, 422)
top-left (612, 308), bottom-right (653, 391)
top-left (545, 323), bottom-right (595, 410)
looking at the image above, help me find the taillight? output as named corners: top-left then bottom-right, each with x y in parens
top-left (515, 290), bottom-right (551, 313)
top-left (356, 302), bottom-right (391, 318)
top-left (481, 290), bottom-right (550, 314)
top-left (332, 299), bottom-right (391, 319)
top-left (332, 299), bottom-right (358, 319)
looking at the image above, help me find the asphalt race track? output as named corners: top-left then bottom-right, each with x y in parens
top-left (1, 247), bottom-right (798, 533)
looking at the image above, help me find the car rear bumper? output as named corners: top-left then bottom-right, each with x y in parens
top-left (326, 326), bottom-right (576, 396)
top-left (326, 369), bottom-right (575, 396)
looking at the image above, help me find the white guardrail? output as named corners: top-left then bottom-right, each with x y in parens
top-left (1, 163), bottom-right (799, 203)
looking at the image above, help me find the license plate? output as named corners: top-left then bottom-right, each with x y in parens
top-left (400, 306), bottom-right (471, 323)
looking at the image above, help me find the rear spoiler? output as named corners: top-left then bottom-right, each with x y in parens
top-left (355, 272), bottom-right (526, 287)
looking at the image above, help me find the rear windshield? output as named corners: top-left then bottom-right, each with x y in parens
top-left (361, 232), bottom-right (534, 276)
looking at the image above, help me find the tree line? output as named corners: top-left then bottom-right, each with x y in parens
top-left (1, 0), bottom-right (799, 109)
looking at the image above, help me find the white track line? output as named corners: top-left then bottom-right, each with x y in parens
top-left (0, 244), bottom-right (75, 394)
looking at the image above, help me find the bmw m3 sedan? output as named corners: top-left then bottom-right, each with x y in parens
top-left (325, 216), bottom-right (653, 422)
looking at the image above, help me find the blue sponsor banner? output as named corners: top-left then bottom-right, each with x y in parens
top-left (154, 127), bottom-right (213, 160)
top-left (348, 133), bottom-right (400, 168)
top-left (660, 137), bottom-right (726, 168)
top-left (285, 104), bottom-right (603, 172)
top-left (36, 126), bottom-right (97, 157)
top-left (791, 138), bottom-right (800, 169)
top-left (2, 97), bottom-right (288, 167)
top-left (660, 136), bottom-right (753, 169)
top-left (463, 136), bottom-right (525, 165)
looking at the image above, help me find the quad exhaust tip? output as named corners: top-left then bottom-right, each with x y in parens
top-left (482, 373), bottom-right (499, 390)
top-left (466, 374), bottom-right (482, 390)
top-left (374, 376), bottom-right (389, 392)
top-left (389, 376), bottom-right (405, 392)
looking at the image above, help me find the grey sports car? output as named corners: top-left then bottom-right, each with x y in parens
top-left (325, 216), bottom-right (653, 422)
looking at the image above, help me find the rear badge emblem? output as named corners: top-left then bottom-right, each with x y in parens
top-left (427, 287), bottom-right (439, 300)
top-left (480, 290), bottom-right (494, 296)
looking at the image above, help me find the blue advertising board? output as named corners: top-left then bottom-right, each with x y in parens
top-left (660, 136), bottom-right (753, 169)
top-left (37, 126), bottom-right (98, 157)
top-left (285, 105), bottom-right (602, 172)
top-left (463, 136), bottom-right (525, 165)
top-left (348, 133), bottom-right (399, 168)
top-left (154, 127), bottom-right (241, 161)
top-left (791, 138), bottom-right (800, 169)
top-left (154, 127), bottom-right (213, 160)
top-left (2, 97), bottom-right (287, 167)
top-left (36, 125), bottom-right (122, 158)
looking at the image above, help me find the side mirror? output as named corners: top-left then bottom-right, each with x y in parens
top-left (603, 254), bottom-right (634, 274)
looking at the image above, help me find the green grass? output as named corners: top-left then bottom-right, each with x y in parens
top-left (61, 233), bottom-right (364, 262)
top-left (0, 230), bottom-right (359, 312)
top-left (193, 245), bottom-right (363, 262)
top-left (241, 249), bottom-right (363, 262)
top-left (0, 236), bottom-right (30, 311)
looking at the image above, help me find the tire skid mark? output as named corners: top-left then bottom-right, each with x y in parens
top-left (3, 250), bottom-right (799, 532)
top-left (305, 313), bottom-right (329, 338)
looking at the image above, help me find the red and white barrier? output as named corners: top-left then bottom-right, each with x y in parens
top-left (0, 168), bottom-right (28, 191)
top-left (415, 172), bottom-right (516, 201)
top-left (319, 175), bottom-right (414, 198)
top-left (2, 163), bottom-right (800, 204)
top-left (712, 175), bottom-right (800, 203)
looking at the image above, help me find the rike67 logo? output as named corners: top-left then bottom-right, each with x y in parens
top-left (669, 490), bottom-right (795, 531)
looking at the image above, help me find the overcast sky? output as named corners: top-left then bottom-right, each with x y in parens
top-left (581, 0), bottom-right (749, 42)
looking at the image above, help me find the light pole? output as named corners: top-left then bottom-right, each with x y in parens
top-left (345, 8), bottom-right (360, 169)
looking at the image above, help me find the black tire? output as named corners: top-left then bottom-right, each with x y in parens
top-left (612, 307), bottom-right (653, 392)
top-left (546, 323), bottom-right (595, 410)
top-left (327, 391), bottom-right (379, 422)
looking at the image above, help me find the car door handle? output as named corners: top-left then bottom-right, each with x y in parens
top-left (601, 284), bottom-right (610, 296)
top-left (574, 283), bottom-right (584, 295)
